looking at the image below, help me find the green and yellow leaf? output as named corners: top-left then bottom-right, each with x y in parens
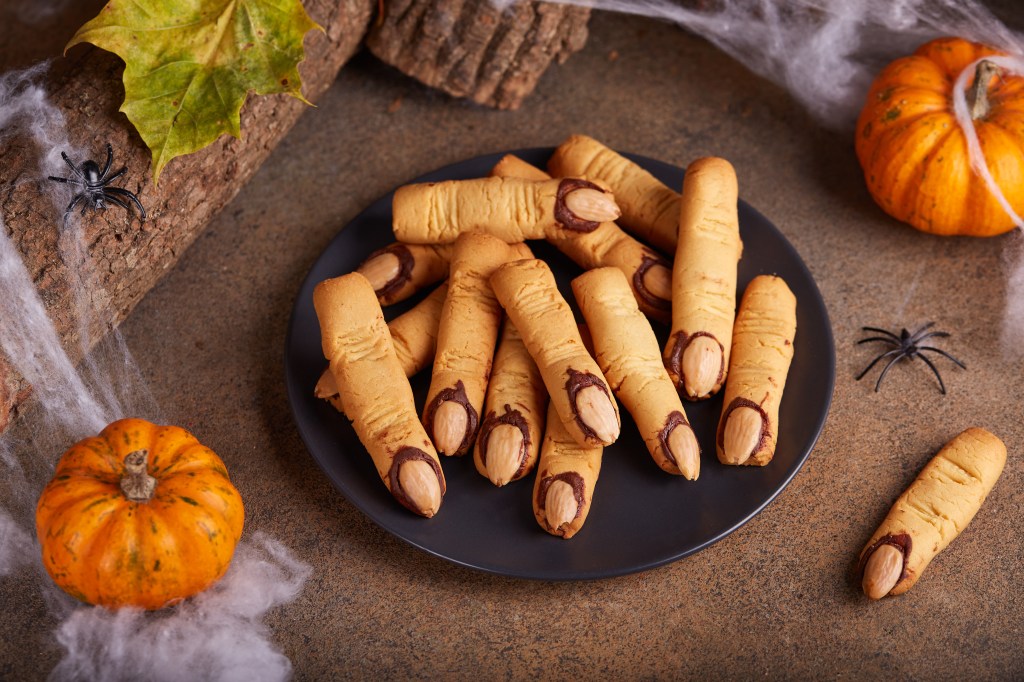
top-left (68, 0), bottom-right (322, 183)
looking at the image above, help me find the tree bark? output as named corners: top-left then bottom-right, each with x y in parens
top-left (0, 0), bottom-right (375, 434)
top-left (367, 0), bottom-right (590, 110)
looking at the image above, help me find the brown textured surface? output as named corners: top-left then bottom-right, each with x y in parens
top-left (367, 0), bottom-right (589, 109)
top-left (3, 9), bottom-right (1024, 680)
top-left (0, 0), bottom-right (375, 433)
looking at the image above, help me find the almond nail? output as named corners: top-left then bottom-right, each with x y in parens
top-left (564, 188), bottom-right (621, 223)
top-left (357, 251), bottom-right (402, 291)
top-left (862, 544), bottom-right (904, 600)
top-left (667, 423), bottom-right (700, 479)
top-left (485, 423), bottom-right (524, 486)
top-left (398, 459), bottom-right (441, 517)
top-left (642, 263), bottom-right (672, 302)
top-left (682, 336), bottom-right (722, 398)
top-left (575, 385), bottom-right (619, 444)
top-left (314, 369), bottom-right (339, 399)
top-left (722, 405), bottom-right (763, 464)
top-left (545, 479), bottom-right (578, 533)
top-left (432, 400), bottom-right (468, 455)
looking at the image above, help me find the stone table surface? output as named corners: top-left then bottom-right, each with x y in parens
top-left (3, 9), bottom-right (1024, 681)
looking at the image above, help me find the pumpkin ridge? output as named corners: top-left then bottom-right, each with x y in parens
top-left (896, 123), bottom-right (962, 219)
top-left (914, 142), bottom-right (968, 231)
top-left (867, 111), bottom-right (957, 211)
top-left (49, 465), bottom-right (121, 485)
top-left (76, 502), bottom-right (129, 602)
top-left (857, 96), bottom-right (949, 168)
top-left (910, 127), bottom-right (975, 232)
top-left (57, 437), bottom-right (120, 476)
top-left (39, 480), bottom-right (121, 541)
top-left (155, 474), bottom-right (242, 536)
top-left (156, 443), bottom-right (227, 475)
top-left (132, 504), bottom-right (180, 607)
top-left (157, 499), bottom-right (232, 598)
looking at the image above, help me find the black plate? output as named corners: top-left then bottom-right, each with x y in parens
top-left (284, 148), bottom-right (835, 580)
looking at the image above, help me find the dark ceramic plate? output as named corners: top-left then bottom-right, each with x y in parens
top-left (284, 148), bottom-right (835, 580)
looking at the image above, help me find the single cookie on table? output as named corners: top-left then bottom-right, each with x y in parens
top-left (490, 258), bottom-right (620, 448)
top-left (532, 403), bottom-right (604, 539)
top-left (356, 242), bottom-right (454, 306)
top-left (474, 319), bottom-right (548, 486)
top-left (715, 275), bottom-right (796, 467)
top-left (313, 273), bottom-right (445, 518)
top-left (572, 267), bottom-right (699, 478)
top-left (664, 157), bottom-right (743, 401)
top-left (490, 153), bottom-right (672, 324)
top-left (315, 282), bottom-right (448, 412)
top-left (858, 427), bottom-right (1006, 600)
top-left (392, 175), bottom-right (620, 244)
top-left (423, 234), bottom-right (529, 457)
top-left (548, 133), bottom-right (680, 254)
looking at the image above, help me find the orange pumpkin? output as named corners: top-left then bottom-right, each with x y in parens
top-left (856, 37), bottom-right (1024, 236)
top-left (35, 418), bottom-right (244, 609)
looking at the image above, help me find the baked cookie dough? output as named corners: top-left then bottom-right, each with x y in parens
top-left (315, 282), bottom-right (448, 412)
top-left (859, 428), bottom-right (1006, 599)
top-left (573, 267), bottom-right (699, 478)
top-left (474, 320), bottom-right (548, 486)
top-left (423, 234), bottom-right (527, 456)
top-left (532, 403), bottom-right (603, 539)
top-left (490, 258), bottom-right (620, 447)
top-left (715, 275), bottom-right (796, 466)
top-left (548, 134), bottom-right (680, 254)
top-left (356, 242), bottom-right (454, 306)
top-left (664, 157), bottom-right (743, 401)
top-left (313, 273), bottom-right (445, 517)
top-left (393, 176), bottom-right (620, 244)
top-left (490, 153), bottom-right (672, 323)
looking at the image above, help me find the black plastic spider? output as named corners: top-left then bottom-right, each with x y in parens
top-left (855, 322), bottom-right (966, 394)
top-left (47, 143), bottom-right (146, 225)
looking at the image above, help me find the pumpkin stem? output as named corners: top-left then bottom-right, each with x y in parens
top-left (968, 60), bottom-right (999, 120)
top-left (120, 449), bottom-right (157, 502)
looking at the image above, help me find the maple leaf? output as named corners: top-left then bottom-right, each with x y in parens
top-left (67, 0), bottom-right (322, 183)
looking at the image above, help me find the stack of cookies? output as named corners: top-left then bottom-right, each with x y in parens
top-left (313, 135), bottom-right (796, 539)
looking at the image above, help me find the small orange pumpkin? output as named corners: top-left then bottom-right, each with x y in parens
top-left (856, 37), bottom-right (1024, 236)
top-left (35, 418), bottom-right (244, 609)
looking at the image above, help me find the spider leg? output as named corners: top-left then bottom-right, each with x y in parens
top-left (861, 326), bottom-right (902, 340)
top-left (62, 194), bottom-right (86, 227)
top-left (102, 167), bottom-right (128, 185)
top-left (47, 176), bottom-right (84, 186)
top-left (907, 321), bottom-right (937, 343)
top-left (856, 336), bottom-right (900, 346)
top-left (100, 143), bottom-right (113, 179)
top-left (61, 151), bottom-right (84, 179)
top-left (918, 346), bottom-right (967, 369)
top-left (873, 353), bottom-right (908, 392)
top-left (104, 194), bottom-right (132, 213)
top-left (855, 348), bottom-right (904, 381)
top-left (912, 331), bottom-right (950, 344)
top-left (914, 351), bottom-right (948, 395)
top-left (104, 187), bottom-right (146, 220)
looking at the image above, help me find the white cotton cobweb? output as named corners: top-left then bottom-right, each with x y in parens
top-left (49, 533), bottom-right (311, 682)
top-left (1, 65), bottom-right (310, 680)
top-left (491, 0), bottom-right (1024, 129)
